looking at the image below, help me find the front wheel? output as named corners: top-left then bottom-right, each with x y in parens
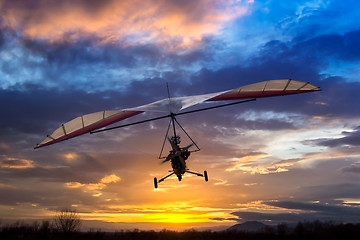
top-left (154, 178), bottom-right (158, 188)
top-left (204, 171), bottom-right (208, 182)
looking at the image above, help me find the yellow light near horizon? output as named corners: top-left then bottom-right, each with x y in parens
top-left (80, 212), bottom-right (210, 224)
top-left (80, 209), bottom-right (231, 225)
top-left (144, 212), bottom-right (210, 224)
top-left (80, 212), bottom-right (145, 223)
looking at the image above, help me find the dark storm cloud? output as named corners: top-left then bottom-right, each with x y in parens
top-left (296, 30), bottom-right (360, 62)
top-left (0, 187), bottom-right (45, 205)
top-left (22, 36), bottom-right (140, 68)
top-left (232, 201), bottom-right (360, 223)
top-left (10, 19), bottom-right (214, 69)
top-left (258, 29), bottom-right (360, 66)
top-left (0, 24), bottom-right (216, 93)
top-left (0, 28), bottom-right (4, 48)
top-left (298, 183), bottom-right (360, 201)
top-left (342, 163), bottom-right (360, 174)
top-left (231, 211), bottom-right (320, 223)
top-left (312, 126), bottom-right (360, 147)
top-left (265, 201), bottom-right (357, 214)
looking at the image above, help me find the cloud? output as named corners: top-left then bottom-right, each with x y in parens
top-left (0, 25), bottom-right (219, 91)
top-left (0, 0), bottom-right (251, 50)
top-left (312, 126), bottom-right (360, 147)
top-left (226, 155), bottom-right (306, 175)
top-left (0, 156), bottom-right (36, 169)
top-left (0, 28), bottom-right (4, 48)
top-left (0, 153), bottom-right (108, 184)
top-left (66, 173), bottom-right (121, 197)
top-left (298, 183), bottom-right (360, 201)
top-left (342, 163), bottom-right (360, 174)
top-left (231, 200), bottom-right (360, 224)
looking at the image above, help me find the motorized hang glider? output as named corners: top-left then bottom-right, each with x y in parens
top-left (35, 79), bottom-right (321, 188)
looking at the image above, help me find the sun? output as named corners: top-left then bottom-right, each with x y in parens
top-left (144, 212), bottom-right (210, 224)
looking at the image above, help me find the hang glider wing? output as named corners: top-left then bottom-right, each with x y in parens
top-left (35, 110), bottom-right (143, 149)
top-left (35, 79), bottom-right (320, 149)
top-left (206, 79), bottom-right (321, 101)
top-left (34, 91), bottom-right (227, 149)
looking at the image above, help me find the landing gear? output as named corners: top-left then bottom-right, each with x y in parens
top-left (204, 170), bottom-right (208, 182)
top-left (154, 178), bottom-right (158, 189)
top-left (154, 170), bottom-right (209, 188)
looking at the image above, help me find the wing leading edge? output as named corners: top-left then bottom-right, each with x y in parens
top-left (35, 110), bottom-right (143, 149)
top-left (35, 79), bottom-right (321, 149)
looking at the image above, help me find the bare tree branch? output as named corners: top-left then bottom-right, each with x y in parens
top-left (54, 207), bottom-right (81, 233)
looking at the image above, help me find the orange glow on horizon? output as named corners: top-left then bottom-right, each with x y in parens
top-left (79, 207), bottom-right (236, 226)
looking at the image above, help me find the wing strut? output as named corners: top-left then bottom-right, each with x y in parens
top-left (90, 98), bottom-right (256, 134)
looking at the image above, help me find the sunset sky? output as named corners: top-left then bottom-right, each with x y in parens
top-left (1, 0), bottom-right (360, 231)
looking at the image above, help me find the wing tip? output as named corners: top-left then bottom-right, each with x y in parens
top-left (34, 143), bottom-right (47, 149)
top-left (34, 143), bottom-right (44, 149)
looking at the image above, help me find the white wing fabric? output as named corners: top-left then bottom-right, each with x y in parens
top-left (35, 79), bottom-right (320, 148)
top-left (125, 91), bottom-right (228, 113)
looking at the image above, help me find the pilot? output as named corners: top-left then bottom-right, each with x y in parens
top-left (181, 150), bottom-right (190, 160)
top-left (171, 157), bottom-right (180, 169)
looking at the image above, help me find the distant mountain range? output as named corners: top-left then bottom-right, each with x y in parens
top-left (227, 221), bottom-right (269, 232)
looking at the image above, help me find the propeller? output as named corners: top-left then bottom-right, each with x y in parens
top-left (183, 143), bottom-right (194, 150)
top-left (161, 150), bottom-right (181, 164)
top-left (161, 154), bottom-right (173, 164)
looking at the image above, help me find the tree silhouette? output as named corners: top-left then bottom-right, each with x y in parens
top-left (54, 207), bottom-right (81, 233)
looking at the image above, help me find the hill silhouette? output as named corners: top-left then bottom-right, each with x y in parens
top-left (227, 221), bottom-right (268, 232)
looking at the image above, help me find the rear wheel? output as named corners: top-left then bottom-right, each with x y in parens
top-left (154, 178), bottom-right (158, 188)
top-left (204, 171), bottom-right (208, 182)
